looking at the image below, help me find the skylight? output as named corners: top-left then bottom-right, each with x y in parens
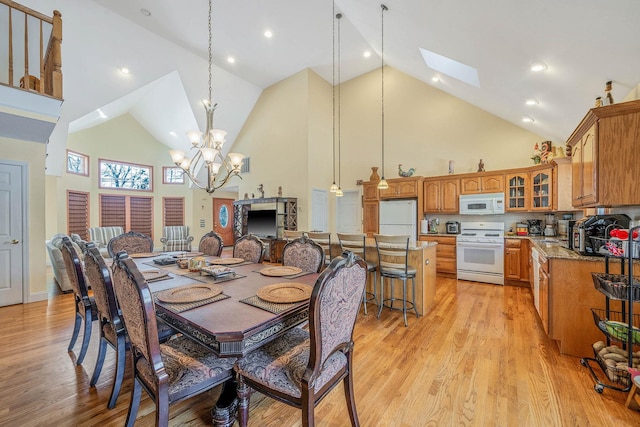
top-left (419, 48), bottom-right (480, 87)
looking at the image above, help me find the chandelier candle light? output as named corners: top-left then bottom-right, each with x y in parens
top-left (377, 4), bottom-right (389, 190)
top-left (169, 0), bottom-right (244, 194)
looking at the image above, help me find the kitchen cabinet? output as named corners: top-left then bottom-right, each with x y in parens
top-left (379, 177), bottom-right (420, 199)
top-left (539, 252), bottom-right (549, 334)
top-left (460, 173), bottom-right (504, 194)
top-left (567, 99), bottom-right (640, 207)
top-left (506, 172), bottom-right (529, 211)
top-left (363, 181), bottom-right (380, 201)
top-left (504, 238), bottom-right (529, 284)
top-left (423, 177), bottom-right (459, 213)
top-left (363, 201), bottom-right (379, 237)
top-left (419, 235), bottom-right (456, 276)
top-left (531, 167), bottom-right (554, 211)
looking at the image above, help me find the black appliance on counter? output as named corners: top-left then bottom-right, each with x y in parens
top-left (446, 221), bottom-right (460, 234)
top-left (527, 219), bottom-right (543, 236)
top-left (572, 214), bottom-right (630, 256)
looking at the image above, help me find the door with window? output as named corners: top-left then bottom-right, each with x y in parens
top-left (213, 198), bottom-right (234, 246)
top-left (0, 162), bottom-right (24, 306)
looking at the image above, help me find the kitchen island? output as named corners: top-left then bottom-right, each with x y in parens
top-left (528, 238), bottom-right (640, 358)
top-left (331, 240), bottom-right (438, 316)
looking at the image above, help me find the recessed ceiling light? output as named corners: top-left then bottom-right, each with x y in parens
top-left (363, 51), bottom-right (371, 58)
top-left (140, 8), bottom-right (151, 17)
top-left (227, 57), bottom-right (235, 63)
top-left (525, 99), bottom-right (538, 106)
top-left (530, 62), bottom-right (547, 72)
top-left (119, 67), bottom-right (130, 74)
top-left (264, 30), bottom-right (272, 38)
top-left (432, 76), bottom-right (440, 83)
top-left (169, 131), bottom-right (177, 137)
top-left (522, 116), bottom-right (535, 123)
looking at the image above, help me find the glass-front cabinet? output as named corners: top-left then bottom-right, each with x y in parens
top-left (531, 168), bottom-right (553, 211)
top-left (506, 172), bottom-right (529, 211)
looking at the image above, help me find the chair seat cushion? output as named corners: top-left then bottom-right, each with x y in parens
top-left (235, 327), bottom-right (347, 398)
top-left (365, 260), bottom-right (377, 272)
top-left (137, 336), bottom-right (235, 402)
top-left (380, 266), bottom-right (417, 277)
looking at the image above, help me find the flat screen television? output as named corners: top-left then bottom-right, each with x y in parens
top-left (246, 209), bottom-right (277, 238)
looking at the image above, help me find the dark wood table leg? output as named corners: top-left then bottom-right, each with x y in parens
top-left (237, 376), bottom-right (251, 427)
top-left (212, 377), bottom-right (239, 427)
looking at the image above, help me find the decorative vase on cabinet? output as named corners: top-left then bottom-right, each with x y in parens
top-left (370, 166), bottom-right (380, 182)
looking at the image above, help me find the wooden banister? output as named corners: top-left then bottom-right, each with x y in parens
top-left (1, 0), bottom-right (62, 100)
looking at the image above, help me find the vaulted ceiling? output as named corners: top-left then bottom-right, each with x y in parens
top-left (15, 0), bottom-right (640, 175)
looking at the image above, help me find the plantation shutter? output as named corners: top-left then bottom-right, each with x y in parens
top-left (163, 197), bottom-right (184, 226)
top-left (100, 194), bottom-right (126, 229)
top-left (67, 191), bottom-right (89, 240)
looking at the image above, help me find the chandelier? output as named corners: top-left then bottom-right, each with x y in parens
top-left (169, 0), bottom-right (244, 194)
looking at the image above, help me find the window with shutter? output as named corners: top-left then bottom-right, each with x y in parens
top-left (99, 194), bottom-right (154, 240)
top-left (67, 191), bottom-right (89, 240)
top-left (163, 197), bottom-right (185, 226)
top-left (130, 196), bottom-right (153, 238)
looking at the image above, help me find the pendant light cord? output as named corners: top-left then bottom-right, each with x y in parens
top-left (380, 4), bottom-right (387, 180)
top-left (331, 4), bottom-right (337, 186)
top-left (337, 12), bottom-right (342, 189)
top-left (208, 0), bottom-right (213, 104)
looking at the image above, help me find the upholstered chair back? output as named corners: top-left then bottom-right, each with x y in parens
top-left (233, 234), bottom-right (265, 263)
top-left (60, 236), bottom-right (88, 300)
top-left (282, 235), bottom-right (325, 273)
top-left (84, 243), bottom-right (120, 338)
top-left (199, 231), bottom-right (224, 256)
top-left (107, 231), bottom-right (153, 258)
top-left (88, 226), bottom-right (124, 249)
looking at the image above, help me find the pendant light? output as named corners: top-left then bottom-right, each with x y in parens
top-left (335, 12), bottom-right (344, 197)
top-left (329, 4), bottom-right (339, 193)
top-left (377, 4), bottom-right (389, 190)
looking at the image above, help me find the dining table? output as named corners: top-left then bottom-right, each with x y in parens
top-left (131, 253), bottom-right (320, 358)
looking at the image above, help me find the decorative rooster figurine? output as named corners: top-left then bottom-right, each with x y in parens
top-left (398, 164), bottom-right (415, 177)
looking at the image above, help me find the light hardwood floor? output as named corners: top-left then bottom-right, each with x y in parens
top-left (1, 272), bottom-right (640, 426)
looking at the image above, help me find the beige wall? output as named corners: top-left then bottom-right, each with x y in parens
top-left (0, 137), bottom-right (47, 299)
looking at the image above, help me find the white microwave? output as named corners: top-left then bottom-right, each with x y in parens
top-left (459, 192), bottom-right (505, 215)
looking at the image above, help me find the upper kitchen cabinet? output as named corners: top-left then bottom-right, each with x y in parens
top-left (363, 181), bottom-right (380, 201)
top-left (423, 177), bottom-right (459, 213)
top-left (505, 171), bottom-right (529, 211)
top-left (379, 176), bottom-right (422, 199)
top-left (460, 173), bottom-right (504, 194)
top-left (568, 99), bottom-right (640, 207)
top-left (530, 166), bottom-right (554, 211)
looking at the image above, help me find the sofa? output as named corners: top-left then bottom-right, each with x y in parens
top-left (45, 233), bottom-right (85, 293)
top-left (88, 226), bottom-right (124, 257)
top-left (160, 226), bottom-right (194, 252)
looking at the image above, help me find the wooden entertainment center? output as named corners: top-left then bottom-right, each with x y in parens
top-left (233, 197), bottom-right (298, 262)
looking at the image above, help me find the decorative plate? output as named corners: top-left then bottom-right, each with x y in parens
top-left (156, 284), bottom-right (223, 304)
top-left (129, 252), bottom-right (160, 258)
top-left (140, 270), bottom-right (168, 281)
top-left (259, 266), bottom-right (303, 277)
top-left (257, 282), bottom-right (313, 303)
top-left (210, 258), bottom-right (245, 265)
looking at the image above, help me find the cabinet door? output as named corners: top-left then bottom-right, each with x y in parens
top-left (504, 247), bottom-right (521, 279)
top-left (571, 141), bottom-right (583, 206)
top-left (539, 268), bottom-right (549, 334)
top-left (481, 174), bottom-right (504, 193)
top-left (440, 179), bottom-right (459, 213)
top-left (580, 126), bottom-right (597, 205)
top-left (519, 239), bottom-right (530, 282)
top-left (531, 168), bottom-right (553, 211)
top-left (506, 173), bottom-right (529, 211)
top-left (363, 182), bottom-right (379, 201)
top-left (460, 177), bottom-right (482, 194)
top-left (423, 180), bottom-right (441, 213)
top-left (380, 180), bottom-right (418, 198)
top-left (363, 201), bottom-right (379, 236)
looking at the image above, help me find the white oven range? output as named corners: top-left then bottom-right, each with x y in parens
top-left (456, 221), bottom-right (505, 285)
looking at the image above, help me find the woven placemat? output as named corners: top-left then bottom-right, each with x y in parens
top-left (154, 292), bottom-right (230, 313)
top-left (239, 295), bottom-right (302, 314)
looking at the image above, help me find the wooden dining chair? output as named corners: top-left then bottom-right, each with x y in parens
top-left (83, 242), bottom-right (127, 409)
top-left (235, 251), bottom-right (367, 427)
top-left (233, 234), bottom-right (265, 263)
top-left (282, 235), bottom-right (325, 273)
top-left (110, 252), bottom-right (236, 427)
top-left (60, 236), bottom-right (97, 365)
top-left (374, 234), bottom-right (418, 327)
top-left (307, 232), bottom-right (332, 268)
top-left (107, 231), bottom-right (153, 258)
top-left (337, 233), bottom-right (378, 314)
top-left (199, 231), bottom-right (224, 256)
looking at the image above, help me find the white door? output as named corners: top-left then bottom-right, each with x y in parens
top-left (311, 189), bottom-right (328, 232)
top-left (0, 162), bottom-right (24, 306)
top-left (336, 190), bottom-right (361, 233)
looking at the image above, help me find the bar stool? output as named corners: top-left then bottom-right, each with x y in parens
top-left (374, 234), bottom-right (418, 327)
top-left (337, 233), bottom-right (378, 314)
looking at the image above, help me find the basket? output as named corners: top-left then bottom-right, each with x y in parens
top-left (592, 346), bottom-right (631, 387)
top-left (591, 272), bottom-right (640, 301)
top-left (591, 308), bottom-right (640, 345)
top-left (590, 236), bottom-right (640, 258)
